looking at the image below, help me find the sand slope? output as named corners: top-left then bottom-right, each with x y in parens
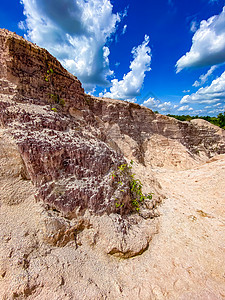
top-left (0, 151), bottom-right (224, 299)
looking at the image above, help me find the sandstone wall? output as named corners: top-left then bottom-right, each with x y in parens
top-left (0, 29), bottom-right (148, 217)
top-left (0, 28), bottom-right (224, 217)
top-left (0, 29), bottom-right (86, 111)
top-left (87, 96), bottom-right (225, 168)
top-left (0, 29), bottom-right (225, 299)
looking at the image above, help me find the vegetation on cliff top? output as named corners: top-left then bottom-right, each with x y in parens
top-left (166, 112), bottom-right (225, 129)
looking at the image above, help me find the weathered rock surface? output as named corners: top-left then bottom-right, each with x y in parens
top-left (0, 29), bottom-right (85, 110)
top-left (87, 95), bottom-right (225, 168)
top-left (0, 29), bottom-right (144, 217)
top-left (0, 29), bottom-right (225, 299)
top-left (0, 144), bottom-right (224, 299)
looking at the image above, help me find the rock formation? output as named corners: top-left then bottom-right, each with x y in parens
top-left (0, 29), bottom-right (142, 217)
top-left (0, 29), bottom-right (225, 299)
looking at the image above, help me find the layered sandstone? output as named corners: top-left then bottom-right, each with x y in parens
top-left (87, 95), bottom-right (225, 168)
top-left (0, 29), bottom-right (145, 217)
top-left (0, 29), bottom-right (85, 110)
top-left (0, 29), bottom-right (225, 299)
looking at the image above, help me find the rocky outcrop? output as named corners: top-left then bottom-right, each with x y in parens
top-left (0, 29), bottom-right (85, 111)
top-left (0, 133), bottom-right (224, 299)
top-left (0, 29), bottom-right (144, 217)
top-left (0, 96), bottom-right (135, 216)
top-left (87, 96), bottom-right (225, 168)
top-left (0, 29), bottom-right (225, 299)
top-left (0, 28), bottom-right (225, 215)
top-left (0, 28), bottom-right (225, 216)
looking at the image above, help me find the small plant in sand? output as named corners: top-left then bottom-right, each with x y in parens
top-left (111, 160), bottom-right (153, 213)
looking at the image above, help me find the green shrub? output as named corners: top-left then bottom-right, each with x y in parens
top-left (48, 94), bottom-right (65, 107)
top-left (111, 160), bottom-right (153, 213)
top-left (167, 112), bottom-right (225, 129)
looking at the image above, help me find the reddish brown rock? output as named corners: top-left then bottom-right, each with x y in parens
top-left (0, 28), bottom-right (86, 111)
top-left (0, 98), bottom-right (135, 215)
top-left (0, 28), bottom-right (224, 218)
top-left (0, 29), bottom-right (225, 300)
top-left (87, 95), bottom-right (225, 165)
top-left (0, 29), bottom-right (138, 216)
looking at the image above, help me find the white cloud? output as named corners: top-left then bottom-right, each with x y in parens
top-left (176, 6), bottom-right (225, 72)
top-left (18, 20), bottom-right (26, 30)
top-left (191, 109), bottom-right (205, 115)
top-left (214, 102), bottom-right (222, 106)
top-left (193, 65), bottom-right (217, 87)
top-left (20, 0), bottom-right (122, 90)
top-left (100, 35), bottom-right (151, 100)
top-left (181, 70), bottom-right (225, 104)
top-left (122, 24), bottom-right (127, 35)
top-left (178, 105), bottom-right (193, 111)
top-left (159, 101), bottom-right (173, 112)
top-left (190, 20), bottom-right (198, 33)
top-left (208, 106), bottom-right (225, 114)
top-left (182, 89), bottom-right (190, 93)
top-left (142, 97), bottom-right (175, 113)
top-left (142, 97), bottom-right (160, 108)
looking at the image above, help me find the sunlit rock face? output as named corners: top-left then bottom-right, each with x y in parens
top-left (87, 95), bottom-right (225, 168)
top-left (0, 29), bottom-right (134, 216)
top-left (0, 28), bottom-right (225, 216)
top-left (0, 29), bottom-right (225, 300)
top-left (0, 29), bottom-right (85, 110)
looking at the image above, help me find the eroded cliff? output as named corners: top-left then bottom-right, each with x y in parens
top-left (0, 29), bottom-right (225, 299)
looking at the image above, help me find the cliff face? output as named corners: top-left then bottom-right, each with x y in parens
top-left (87, 96), bottom-right (225, 168)
top-left (0, 29), bottom-right (137, 217)
top-left (0, 29), bottom-right (225, 299)
top-left (0, 29), bottom-right (85, 110)
top-left (1, 29), bottom-right (224, 217)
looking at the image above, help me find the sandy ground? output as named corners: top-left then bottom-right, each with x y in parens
top-left (145, 154), bottom-right (225, 299)
top-left (0, 150), bottom-right (225, 299)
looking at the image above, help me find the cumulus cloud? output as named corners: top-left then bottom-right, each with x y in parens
top-left (193, 65), bottom-right (217, 87)
top-left (18, 20), bottom-right (26, 30)
top-left (178, 105), bottom-right (193, 111)
top-left (181, 70), bottom-right (225, 104)
top-left (208, 104), bottom-right (225, 114)
top-left (214, 102), bottom-right (222, 106)
top-left (100, 35), bottom-right (151, 100)
top-left (176, 6), bottom-right (225, 72)
top-left (142, 98), bottom-right (196, 114)
top-left (142, 97), bottom-right (160, 109)
top-left (142, 97), bottom-right (175, 113)
top-left (20, 0), bottom-right (122, 89)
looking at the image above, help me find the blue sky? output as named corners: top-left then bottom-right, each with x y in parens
top-left (1, 0), bottom-right (225, 116)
